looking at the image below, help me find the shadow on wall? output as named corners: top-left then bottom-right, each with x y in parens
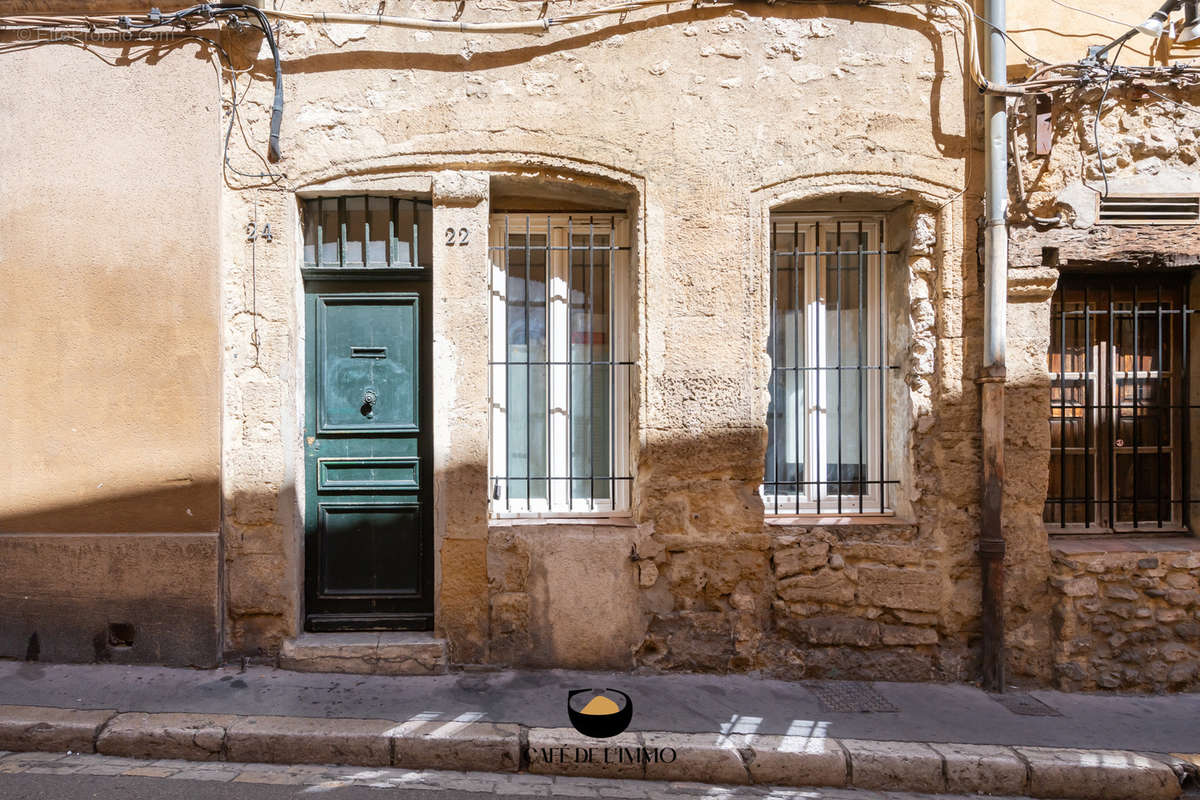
top-left (0, 482), bottom-right (221, 534)
top-left (0, 482), bottom-right (223, 668)
top-left (274, 1), bottom-right (966, 156)
top-left (486, 427), bottom-right (769, 673)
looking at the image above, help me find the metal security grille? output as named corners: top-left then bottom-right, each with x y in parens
top-left (487, 214), bottom-right (633, 514)
top-left (1047, 274), bottom-right (1197, 530)
top-left (302, 196), bottom-right (432, 269)
top-left (765, 216), bottom-right (899, 515)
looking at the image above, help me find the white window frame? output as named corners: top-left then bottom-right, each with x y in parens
top-left (764, 214), bottom-right (891, 515)
top-left (488, 213), bottom-right (632, 516)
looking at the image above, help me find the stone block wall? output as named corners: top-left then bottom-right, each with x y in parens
top-left (766, 524), bottom-right (955, 682)
top-left (1050, 540), bottom-right (1200, 691)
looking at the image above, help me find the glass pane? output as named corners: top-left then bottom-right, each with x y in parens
top-left (417, 202), bottom-right (433, 267)
top-left (1046, 453), bottom-right (1091, 524)
top-left (506, 233), bottom-right (548, 503)
top-left (1114, 377), bottom-right (1172, 448)
top-left (1112, 297), bottom-right (1169, 373)
top-left (366, 196), bottom-right (390, 265)
top-left (302, 200), bottom-right (318, 265)
top-left (766, 224), bottom-right (805, 505)
top-left (344, 196), bottom-right (365, 265)
top-left (1113, 452), bottom-right (1172, 524)
top-left (394, 200), bottom-right (415, 267)
top-left (1049, 295), bottom-right (1090, 373)
top-left (320, 198), bottom-right (340, 266)
top-left (824, 230), bottom-right (867, 496)
top-left (570, 233), bottom-right (611, 501)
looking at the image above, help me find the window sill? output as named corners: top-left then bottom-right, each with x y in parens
top-left (489, 515), bottom-right (637, 528)
top-left (1050, 532), bottom-right (1200, 555)
top-left (766, 514), bottom-right (900, 526)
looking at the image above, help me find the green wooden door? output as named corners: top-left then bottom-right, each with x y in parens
top-left (304, 281), bottom-right (433, 631)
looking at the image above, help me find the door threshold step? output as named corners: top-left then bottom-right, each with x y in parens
top-left (279, 632), bottom-right (447, 676)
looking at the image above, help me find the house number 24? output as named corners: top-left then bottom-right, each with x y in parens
top-left (445, 227), bottom-right (469, 246)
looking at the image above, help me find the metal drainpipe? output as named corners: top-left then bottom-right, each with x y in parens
top-left (980, 0), bottom-right (1008, 693)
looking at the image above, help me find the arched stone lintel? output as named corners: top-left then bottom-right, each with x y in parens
top-left (292, 151), bottom-right (646, 201)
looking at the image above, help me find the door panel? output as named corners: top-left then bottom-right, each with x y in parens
top-left (317, 296), bottom-right (418, 433)
top-left (304, 281), bottom-right (433, 631)
top-left (317, 504), bottom-right (423, 597)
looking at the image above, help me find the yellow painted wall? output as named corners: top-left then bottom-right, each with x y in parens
top-left (0, 33), bottom-right (222, 665)
top-left (0, 40), bottom-right (221, 533)
top-left (1007, 0), bottom-right (1200, 71)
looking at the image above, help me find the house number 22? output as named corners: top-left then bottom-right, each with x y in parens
top-left (445, 227), bottom-right (469, 246)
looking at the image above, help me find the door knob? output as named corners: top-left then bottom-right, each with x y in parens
top-left (361, 388), bottom-right (378, 418)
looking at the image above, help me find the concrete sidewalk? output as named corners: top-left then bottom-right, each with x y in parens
top-left (0, 660), bottom-right (1196, 799)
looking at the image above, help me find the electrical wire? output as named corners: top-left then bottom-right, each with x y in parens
top-left (1047, 0), bottom-right (1141, 32)
top-left (2, 3), bottom-right (286, 163)
top-left (1, 0), bottom-right (1023, 94)
top-left (220, 41), bottom-right (288, 186)
top-left (858, 0), bottom-right (1014, 93)
top-left (1093, 39), bottom-right (1127, 198)
top-left (1141, 84), bottom-right (1200, 114)
top-left (216, 4), bottom-right (284, 162)
top-left (7, 0), bottom-right (1200, 121)
top-left (967, 5), bottom-right (1057, 65)
top-left (259, 0), bottom-right (729, 33)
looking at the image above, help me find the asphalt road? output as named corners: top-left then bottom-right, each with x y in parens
top-left (0, 752), bottom-right (1037, 800)
top-left (2, 773), bottom-right (457, 799)
top-left (0, 772), bottom-right (1037, 800)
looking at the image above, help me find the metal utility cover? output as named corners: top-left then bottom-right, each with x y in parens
top-left (809, 681), bottom-right (898, 713)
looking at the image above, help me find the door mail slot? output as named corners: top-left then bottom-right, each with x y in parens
top-left (350, 345), bottom-right (388, 358)
top-left (317, 457), bottom-right (419, 491)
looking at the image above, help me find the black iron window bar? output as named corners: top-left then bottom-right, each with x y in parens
top-left (765, 218), bottom-right (901, 515)
top-left (302, 196), bottom-right (432, 269)
top-left (1046, 274), bottom-right (1198, 531)
top-left (487, 214), bottom-right (634, 512)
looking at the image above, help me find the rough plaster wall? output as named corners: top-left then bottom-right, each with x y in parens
top-left (206, 0), bottom-right (996, 673)
top-left (0, 36), bottom-right (222, 665)
top-left (222, 186), bottom-right (303, 655)
top-left (1012, 86), bottom-right (1200, 228)
top-left (1001, 297), bottom-right (1055, 681)
top-left (488, 524), bottom-right (645, 669)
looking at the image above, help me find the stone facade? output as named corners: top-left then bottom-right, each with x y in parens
top-left (2, 0), bottom-right (1199, 691)
top-left (1005, 84), bottom-right (1200, 692)
top-left (1050, 540), bottom-right (1200, 691)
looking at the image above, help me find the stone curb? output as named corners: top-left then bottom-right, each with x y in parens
top-left (0, 706), bottom-right (116, 755)
top-left (0, 705), bottom-right (1187, 800)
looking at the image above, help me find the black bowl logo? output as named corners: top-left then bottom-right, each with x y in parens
top-left (567, 688), bottom-right (633, 738)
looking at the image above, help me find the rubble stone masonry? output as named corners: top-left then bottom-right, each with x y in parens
top-left (1050, 539), bottom-right (1200, 691)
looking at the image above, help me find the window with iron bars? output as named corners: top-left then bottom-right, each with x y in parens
top-left (764, 215), bottom-right (899, 515)
top-left (488, 213), bottom-right (633, 514)
top-left (302, 195), bottom-right (432, 270)
top-left (1046, 274), bottom-right (1198, 532)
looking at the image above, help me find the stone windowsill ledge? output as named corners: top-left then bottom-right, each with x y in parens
top-left (488, 515), bottom-right (637, 528)
top-left (766, 514), bottom-right (905, 527)
top-left (1050, 534), bottom-right (1200, 555)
